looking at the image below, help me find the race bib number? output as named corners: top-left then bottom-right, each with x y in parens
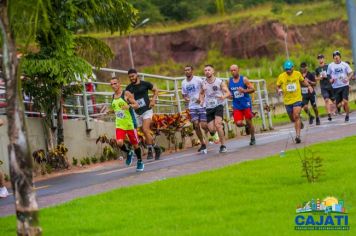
top-left (233, 90), bottom-right (244, 99)
top-left (116, 111), bottom-right (125, 119)
top-left (207, 98), bottom-right (218, 107)
top-left (301, 87), bottom-right (309, 94)
top-left (137, 98), bottom-right (146, 108)
top-left (286, 83), bottom-right (297, 92)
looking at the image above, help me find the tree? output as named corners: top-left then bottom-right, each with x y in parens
top-left (21, 0), bottom-right (137, 147)
top-left (1, 0), bottom-right (136, 235)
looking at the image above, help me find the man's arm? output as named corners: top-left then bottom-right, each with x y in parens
top-left (219, 80), bottom-right (231, 99)
top-left (239, 77), bottom-right (255, 94)
top-left (307, 74), bottom-right (317, 86)
top-left (150, 84), bottom-right (159, 108)
top-left (125, 91), bottom-right (139, 109)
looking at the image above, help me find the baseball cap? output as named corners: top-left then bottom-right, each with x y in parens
top-left (317, 54), bottom-right (324, 59)
top-left (332, 50), bottom-right (341, 58)
top-left (283, 60), bottom-right (294, 70)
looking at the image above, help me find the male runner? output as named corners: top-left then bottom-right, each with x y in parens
top-left (300, 62), bottom-right (320, 125)
top-left (315, 54), bottom-right (335, 121)
top-left (327, 51), bottom-right (353, 122)
top-left (202, 65), bottom-right (231, 153)
top-left (277, 60), bottom-right (313, 143)
top-left (228, 64), bottom-right (256, 145)
top-left (126, 69), bottom-right (161, 160)
top-left (110, 77), bottom-right (144, 171)
top-left (181, 65), bottom-right (209, 154)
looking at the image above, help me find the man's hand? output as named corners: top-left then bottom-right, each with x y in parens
top-left (149, 100), bottom-right (155, 108)
top-left (237, 87), bottom-right (245, 93)
top-left (277, 89), bottom-right (282, 96)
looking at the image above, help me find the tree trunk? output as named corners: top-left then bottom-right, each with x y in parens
top-left (57, 91), bottom-right (64, 145)
top-left (0, 2), bottom-right (42, 235)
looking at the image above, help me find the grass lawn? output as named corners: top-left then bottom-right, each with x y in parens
top-left (253, 100), bottom-right (356, 128)
top-left (1, 136), bottom-right (355, 235)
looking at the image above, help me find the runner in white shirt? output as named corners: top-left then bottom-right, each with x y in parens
top-left (201, 65), bottom-right (230, 153)
top-left (181, 65), bottom-right (209, 154)
top-left (327, 51), bottom-right (353, 122)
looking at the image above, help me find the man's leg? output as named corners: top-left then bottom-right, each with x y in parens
top-left (127, 129), bottom-right (144, 171)
top-left (142, 116), bottom-right (154, 159)
top-left (293, 105), bottom-right (302, 143)
top-left (310, 94), bottom-right (320, 125)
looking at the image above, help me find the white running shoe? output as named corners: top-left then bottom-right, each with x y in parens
top-left (0, 186), bottom-right (9, 198)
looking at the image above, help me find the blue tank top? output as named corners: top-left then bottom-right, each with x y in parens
top-left (229, 76), bottom-right (252, 110)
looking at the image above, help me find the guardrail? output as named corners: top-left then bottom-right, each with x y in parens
top-left (0, 67), bottom-right (274, 132)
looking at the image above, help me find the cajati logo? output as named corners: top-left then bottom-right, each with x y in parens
top-left (294, 196), bottom-right (350, 231)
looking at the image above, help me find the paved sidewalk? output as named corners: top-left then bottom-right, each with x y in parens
top-left (1, 116), bottom-right (355, 216)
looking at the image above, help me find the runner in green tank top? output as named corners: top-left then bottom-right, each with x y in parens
top-left (110, 77), bottom-right (144, 171)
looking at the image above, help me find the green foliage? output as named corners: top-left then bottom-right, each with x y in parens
top-left (72, 157), bottom-right (78, 166)
top-left (91, 156), bottom-right (98, 164)
top-left (84, 157), bottom-right (91, 165)
top-left (74, 37), bottom-right (114, 67)
top-left (80, 159), bottom-right (87, 166)
top-left (47, 144), bottom-right (69, 170)
top-left (103, 146), bottom-right (117, 161)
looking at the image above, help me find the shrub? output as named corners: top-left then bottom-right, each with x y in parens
top-left (80, 159), bottom-right (86, 166)
top-left (91, 156), bottom-right (98, 164)
top-left (72, 157), bottom-right (78, 166)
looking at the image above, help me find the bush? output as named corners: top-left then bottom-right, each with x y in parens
top-left (91, 156), bottom-right (98, 164)
top-left (84, 157), bottom-right (91, 165)
top-left (80, 159), bottom-right (86, 166)
top-left (72, 157), bottom-right (78, 166)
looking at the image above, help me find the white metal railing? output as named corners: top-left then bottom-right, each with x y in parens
top-left (0, 68), bottom-right (273, 131)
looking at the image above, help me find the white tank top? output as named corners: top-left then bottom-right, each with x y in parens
top-left (203, 77), bottom-right (225, 109)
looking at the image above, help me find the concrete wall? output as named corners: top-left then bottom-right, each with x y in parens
top-left (0, 116), bottom-right (117, 175)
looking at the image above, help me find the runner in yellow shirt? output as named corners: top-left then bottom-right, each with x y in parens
top-left (277, 60), bottom-right (313, 143)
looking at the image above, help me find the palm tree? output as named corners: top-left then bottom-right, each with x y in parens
top-left (0, 1), bottom-right (136, 235)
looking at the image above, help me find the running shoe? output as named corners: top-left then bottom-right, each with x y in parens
top-left (328, 114), bottom-right (332, 121)
top-left (197, 144), bottom-right (207, 154)
top-left (154, 145), bottom-right (162, 160)
top-left (147, 148), bottom-right (153, 160)
top-left (219, 145), bottom-right (227, 153)
top-left (295, 136), bottom-right (301, 144)
top-left (136, 160), bottom-right (144, 172)
top-left (345, 115), bottom-right (350, 122)
top-left (249, 137), bottom-right (256, 146)
top-left (212, 133), bottom-right (220, 144)
top-left (316, 117), bottom-right (320, 126)
top-left (126, 150), bottom-right (134, 166)
top-left (309, 115), bottom-right (315, 125)
top-left (0, 187), bottom-right (9, 198)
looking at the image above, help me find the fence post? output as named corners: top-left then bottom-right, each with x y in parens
top-left (256, 81), bottom-right (267, 131)
top-left (263, 80), bottom-right (273, 129)
top-left (174, 79), bottom-right (181, 113)
top-left (82, 80), bottom-right (92, 131)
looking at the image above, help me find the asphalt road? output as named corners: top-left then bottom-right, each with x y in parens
top-left (1, 115), bottom-right (356, 216)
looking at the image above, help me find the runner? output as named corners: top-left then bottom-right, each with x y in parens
top-left (300, 62), bottom-right (320, 125)
top-left (277, 60), bottom-right (313, 144)
top-left (228, 65), bottom-right (256, 145)
top-left (327, 51), bottom-right (353, 122)
top-left (110, 77), bottom-right (144, 171)
top-left (202, 65), bottom-right (231, 153)
top-left (315, 54), bottom-right (335, 121)
top-left (126, 69), bottom-right (161, 160)
top-left (181, 65), bottom-right (209, 154)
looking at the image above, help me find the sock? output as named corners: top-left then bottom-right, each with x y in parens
top-left (120, 144), bottom-right (129, 153)
top-left (134, 148), bottom-right (142, 161)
